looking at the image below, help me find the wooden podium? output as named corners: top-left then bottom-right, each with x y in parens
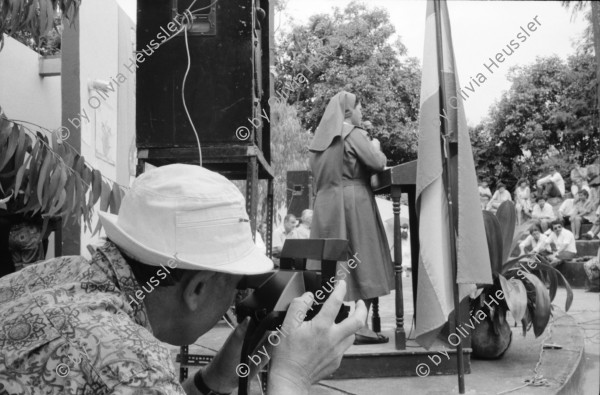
top-left (370, 160), bottom-right (419, 351)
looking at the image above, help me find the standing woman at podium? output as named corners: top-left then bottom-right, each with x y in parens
top-left (309, 91), bottom-right (393, 344)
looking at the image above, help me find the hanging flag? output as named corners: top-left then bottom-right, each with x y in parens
top-left (414, 0), bottom-right (493, 349)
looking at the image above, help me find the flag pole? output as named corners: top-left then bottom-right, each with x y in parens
top-left (432, 0), bottom-right (465, 393)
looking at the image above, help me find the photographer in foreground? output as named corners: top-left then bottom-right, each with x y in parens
top-left (0, 164), bottom-right (366, 394)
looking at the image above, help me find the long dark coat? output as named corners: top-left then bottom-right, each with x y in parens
top-left (310, 124), bottom-right (394, 301)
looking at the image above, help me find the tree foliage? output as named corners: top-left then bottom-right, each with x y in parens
top-left (0, 106), bottom-right (126, 236)
top-left (472, 53), bottom-right (598, 187)
top-left (11, 12), bottom-right (62, 55)
top-left (0, 0), bottom-right (79, 50)
top-left (252, 100), bottom-right (312, 226)
top-left (269, 100), bottom-right (312, 220)
top-left (273, 1), bottom-right (421, 165)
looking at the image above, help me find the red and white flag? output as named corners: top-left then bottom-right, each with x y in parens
top-left (415, 0), bottom-right (493, 348)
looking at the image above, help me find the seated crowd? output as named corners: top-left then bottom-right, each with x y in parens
top-left (480, 161), bottom-right (600, 266)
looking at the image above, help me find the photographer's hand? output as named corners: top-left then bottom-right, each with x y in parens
top-left (268, 280), bottom-right (367, 394)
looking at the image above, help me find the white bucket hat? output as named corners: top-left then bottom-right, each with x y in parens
top-left (99, 164), bottom-right (273, 275)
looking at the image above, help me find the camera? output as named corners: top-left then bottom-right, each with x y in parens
top-left (234, 238), bottom-right (351, 393)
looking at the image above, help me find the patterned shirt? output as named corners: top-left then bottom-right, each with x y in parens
top-left (0, 241), bottom-right (185, 394)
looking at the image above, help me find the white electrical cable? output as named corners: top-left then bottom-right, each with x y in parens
top-left (181, 10), bottom-right (203, 166)
top-left (190, 0), bottom-right (219, 14)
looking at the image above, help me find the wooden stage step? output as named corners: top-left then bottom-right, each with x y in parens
top-left (329, 330), bottom-right (470, 379)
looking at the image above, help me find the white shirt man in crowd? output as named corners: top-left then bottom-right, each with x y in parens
top-left (536, 166), bottom-right (565, 199)
top-left (583, 206), bottom-right (600, 240)
top-left (479, 180), bottom-right (492, 198)
top-left (272, 213), bottom-right (299, 257)
top-left (519, 224), bottom-right (552, 256)
top-left (531, 196), bottom-right (556, 232)
top-left (486, 182), bottom-right (512, 214)
top-left (547, 219), bottom-right (577, 267)
top-left (570, 164), bottom-right (588, 196)
top-left (558, 193), bottom-right (576, 218)
top-left (295, 209), bottom-right (313, 239)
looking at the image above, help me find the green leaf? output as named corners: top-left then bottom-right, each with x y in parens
top-left (0, 127), bottom-right (26, 180)
top-left (43, 166), bottom-right (61, 210)
top-left (47, 166), bottom-right (68, 214)
top-left (16, 179), bottom-right (41, 214)
top-left (71, 176), bottom-right (82, 223)
top-left (99, 180), bottom-right (111, 213)
top-left (109, 182), bottom-right (123, 214)
top-left (24, 144), bottom-right (42, 204)
top-left (58, 174), bottom-right (75, 221)
top-left (9, 2), bottom-right (21, 34)
top-left (78, 176), bottom-right (90, 230)
top-left (501, 253), bottom-right (535, 274)
top-left (496, 200), bottom-right (516, 263)
top-left (13, 155), bottom-right (30, 197)
top-left (91, 169), bottom-right (101, 206)
top-left (23, 143), bottom-right (40, 203)
top-left (62, 145), bottom-right (75, 168)
top-left (0, 116), bottom-right (12, 147)
top-left (39, 0), bottom-right (53, 36)
top-left (40, 216), bottom-right (50, 240)
top-left (70, 172), bottom-right (80, 214)
top-left (535, 254), bottom-right (574, 311)
top-left (482, 210), bottom-right (503, 274)
top-left (521, 308), bottom-right (531, 337)
top-left (0, 125), bottom-right (27, 180)
top-left (47, 189), bottom-right (67, 217)
top-left (520, 272), bottom-right (551, 337)
top-left (498, 274), bottom-right (527, 322)
top-left (546, 266), bottom-right (558, 302)
top-left (90, 180), bottom-right (111, 235)
top-left (82, 166), bottom-right (92, 194)
top-left (36, 150), bottom-right (53, 206)
top-left (73, 154), bottom-right (84, 176)
top-left (26, 0), bottom-right (39, 39)
top-left (0, 124), bottom-right (19, 172)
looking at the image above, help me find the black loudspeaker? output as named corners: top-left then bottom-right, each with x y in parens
top-left (286, 171), bottom-right (313, 218)
top-left (136, 0), bottom-right (272, 151)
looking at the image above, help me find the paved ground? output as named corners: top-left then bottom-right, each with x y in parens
top-left (312, 286), bottom-right (598, 395)
top-left (554, 288), bottom-right (599, 395)
top-left (174, 276), bottom-right (599, 394)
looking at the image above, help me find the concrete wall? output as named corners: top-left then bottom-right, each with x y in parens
top-left (0, 35), bottom-right (61, 133)
top-left (77, 0), bottom-right (136, 256)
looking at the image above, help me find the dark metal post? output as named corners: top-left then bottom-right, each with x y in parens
top-left (433, 0), bottom-right (464, 392)
top-left (246, 156), bottom-right (259, 236)
top-left (266, 178), bottom-right (274, 258)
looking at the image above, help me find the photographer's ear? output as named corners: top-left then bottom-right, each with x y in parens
top-left (183, 271), bottom-right (216, 312)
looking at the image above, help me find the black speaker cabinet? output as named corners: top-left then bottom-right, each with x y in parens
top-left (136, 0), bottom-right (272, 154)
top-left (286, 171), bottom-right (313, 218)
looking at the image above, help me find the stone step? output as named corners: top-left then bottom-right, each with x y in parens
top-left (579, 222), bottom-right (593, 234)
top-left (558, 241), bottom-right (599, 288)
top-left (575, 239), bottom-right (599, 256)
